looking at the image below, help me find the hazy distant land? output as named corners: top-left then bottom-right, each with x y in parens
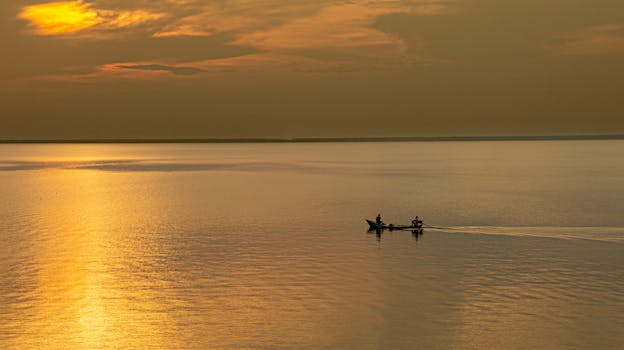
top-left (1, 135), bottom-right (624, 144)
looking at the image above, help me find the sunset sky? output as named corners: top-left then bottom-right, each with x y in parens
top-left (1, 0), bottom-right (623, 139)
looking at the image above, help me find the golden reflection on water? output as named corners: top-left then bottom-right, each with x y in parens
top-left (2, 143), bottom-right (624, 349)
top-left (8, 169), bottom-right (176, 349)
top-left (3, 166), bottom-right (382, 349)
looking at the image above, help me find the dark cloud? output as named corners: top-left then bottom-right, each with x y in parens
top-left (0, 31), bottom-right (254, 79)
top-left (117, 64), bottom-right (205, 75)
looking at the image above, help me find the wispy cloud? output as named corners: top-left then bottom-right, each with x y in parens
top-left (551, 23), bottom-right (624, 56)
top-left (157, 0), bottom-right (458, 51)
top-left (17, 0), bottom-right (459, 76)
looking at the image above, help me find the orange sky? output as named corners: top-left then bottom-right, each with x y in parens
top-left (1, 0), bottom-right (623, 138)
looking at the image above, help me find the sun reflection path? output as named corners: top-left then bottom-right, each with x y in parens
top-left (6, 168), bottom-right (184, 349)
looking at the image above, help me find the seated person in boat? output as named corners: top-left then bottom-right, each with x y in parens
top-left (376, 214), bottom-right (382, 225)
top-left (412, 216), bottom-right (423, 227)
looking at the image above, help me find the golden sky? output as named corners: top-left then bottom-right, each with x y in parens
top-left (1, 0), bottom-right (623, 138)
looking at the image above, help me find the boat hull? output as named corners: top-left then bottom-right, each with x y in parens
top-left (366, 219), bottom-right (422, 230)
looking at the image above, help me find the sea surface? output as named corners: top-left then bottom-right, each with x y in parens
top-left (1, 141), bottom-right (623, 349)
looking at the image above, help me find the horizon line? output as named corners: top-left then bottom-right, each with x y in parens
top-left (1, 134), bottom-right (624, 144)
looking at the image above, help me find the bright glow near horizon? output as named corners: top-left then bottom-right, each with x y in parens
top-left (19, 1), bottom-right (100, 35)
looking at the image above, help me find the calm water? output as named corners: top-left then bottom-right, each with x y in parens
top-left (1, 141), bottom-right (623, 349)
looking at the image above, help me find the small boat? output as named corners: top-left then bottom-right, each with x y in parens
top-left (366, 219), bottom-right (423, 230)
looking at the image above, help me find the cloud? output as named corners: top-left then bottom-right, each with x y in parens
top-left (156, 1), bottom-right (457, 50)
top-left (117, 64), bottom-right (205, 75)
top-left (19, 1), bottom-right (165, 37)
top-left (16, 0), bottom-right (459, 76)
top-left (19, 1), bottom-right (101, 35)
top-left (154, 1), bottom-right (458, 72)
top-left (551, 23), bottom-right (624, 56)
top-left (43, 1), bottom-right (457, 52)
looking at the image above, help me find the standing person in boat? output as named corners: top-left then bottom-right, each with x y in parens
top-left (376, 213), bottom-right (383, 225)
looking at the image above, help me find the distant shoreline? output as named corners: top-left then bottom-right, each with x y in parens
top-left (1, 135), bottom-right (623, 144)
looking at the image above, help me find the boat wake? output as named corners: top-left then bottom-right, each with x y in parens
top-left (425, 225), bottom-right (624, 244)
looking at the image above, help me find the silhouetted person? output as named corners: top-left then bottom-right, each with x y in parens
top-left (376, 213), bottom-right (382, 225)
top-left (412, 216), bottom-right (423, 228)
top-left (412, 216), bottom-right (419, 227)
